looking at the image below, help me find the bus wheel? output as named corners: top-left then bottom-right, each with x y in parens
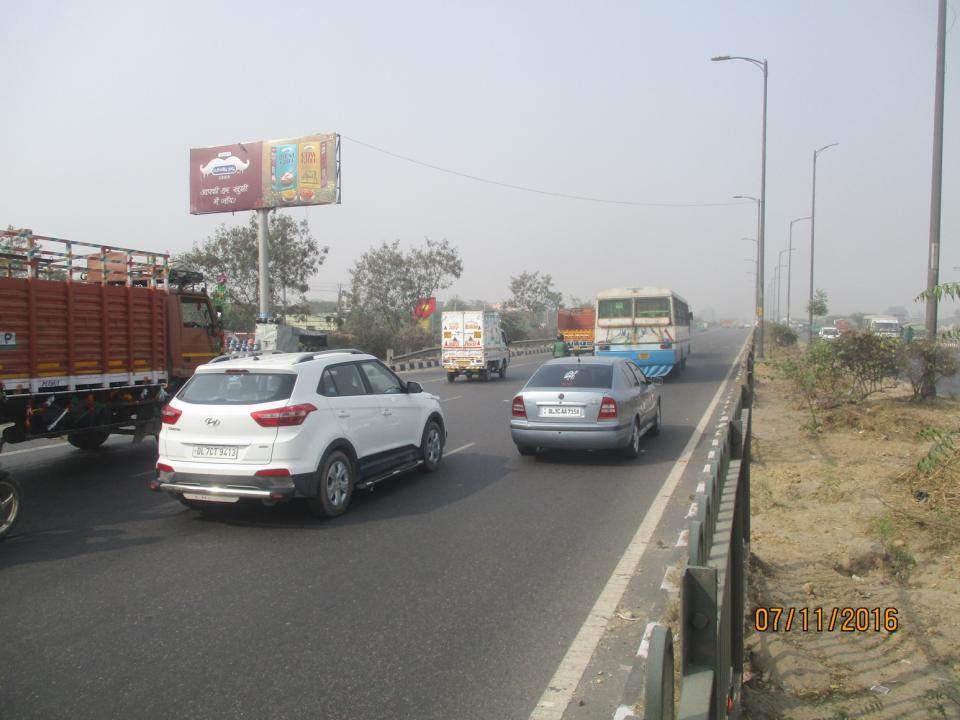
top-left (67, 431), bottom-right (110, 450)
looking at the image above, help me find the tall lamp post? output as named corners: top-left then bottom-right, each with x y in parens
top-left (787, 216), bottom-right (811, 325)
top-left (809, 143), bottom-right (839, 341)
top-left (714, 54), bottom-right (768, 357)
top-left (776, 248), bottom-right (794, 321)
top-left (735, 197), bottom-right (762, 334)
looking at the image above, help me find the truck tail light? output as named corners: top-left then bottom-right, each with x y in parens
top-left (255, 468), bottom-right (291, 477)
top-left (598, 397), bottom-right (618, 420)
top-left (161, 405), bottom-right (182, 425)
top-left (251, 403), bottom-right (317, 427)
top-left (511, 396), bottom-right (527, 418)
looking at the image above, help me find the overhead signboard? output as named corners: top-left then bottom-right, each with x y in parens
top-left (189, 133), bottom-right (340, 215)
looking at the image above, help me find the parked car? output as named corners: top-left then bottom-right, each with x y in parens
top-left (151, 350), bottom-right (446, 517)
top-left (510, 356), bottom-right (661, 458)
top-left (819, 326), bottom-right (840, 341)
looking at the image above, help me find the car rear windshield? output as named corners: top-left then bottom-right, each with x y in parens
top-left (177, 372), bottom-right (296, 405)
top-left (526, 364), bottom-right (613, 389)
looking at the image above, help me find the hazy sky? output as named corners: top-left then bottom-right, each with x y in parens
top-left (2, 1), bottom-right (957, 319)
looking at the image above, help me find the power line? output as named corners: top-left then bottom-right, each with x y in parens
top-left (341, 135), bottom-right (753, 209)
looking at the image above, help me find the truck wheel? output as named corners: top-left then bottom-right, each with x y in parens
top-left (67, 431), bottom-right (110, 450)
top-left (480, 369), bottom-right (489, 382)
top-left (307, 450), bottom-right (354, 518)
top-left (499, 362), bottom-right (507, 379)
top-left (517, 445), bottom-right (537, 457)
top-left (446, 373), bottom-right (457, 383)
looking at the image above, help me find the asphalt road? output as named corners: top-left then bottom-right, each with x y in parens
top-left (0, 329), bottom-right (748, 720)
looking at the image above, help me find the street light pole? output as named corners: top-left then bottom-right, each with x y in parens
top-left (787, 216), bottom-right (811, 326)
top-left (714, 54), bottom-right (768, 357)
top-left (925, 0), bottom-right (947, 340)
top-left (808, 143), bottom-right (838, 341)
top-left (735, 198), bottom-right (761, 334)
top-left (776, 249), bottom-right (794, 321)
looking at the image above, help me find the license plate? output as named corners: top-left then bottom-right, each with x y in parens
top-left (638, 353), bottom-right (650, 359)
top-left (540, 406), bottom-right (584, 418)
top-left (192, 445), bottom-right (239, 459)
top-left (182, 492), bottom-right (239, 503)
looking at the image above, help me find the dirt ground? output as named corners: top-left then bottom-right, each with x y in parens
top-left (742, 350), bottom-right (960, 719)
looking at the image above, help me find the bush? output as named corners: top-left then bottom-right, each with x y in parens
top-left (779, 331), bottom-right (900, 426)
top-left (899, 340), bottom-right (959, 399)
top-left (769, 322), bottom-right (797, 347)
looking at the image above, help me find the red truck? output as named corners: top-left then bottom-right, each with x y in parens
top-left (557, 307), bottom-right (596, 354)
top-left (0, 230), bottom-right (222, 450)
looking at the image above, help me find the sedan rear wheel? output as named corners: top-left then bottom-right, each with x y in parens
top-left (308, 450), bottom-right (354, 518)
top-left (649, 401), bottom-right (662, 436)
top-left (621, 419), bottom-right (641, 459)
top-left (0, 472), bottom-right (22, 540)
top-left (517, 445), bottom-right (538, 457)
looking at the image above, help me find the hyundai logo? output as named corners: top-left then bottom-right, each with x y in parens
top-left (204, 417), bottom-right (221, 427)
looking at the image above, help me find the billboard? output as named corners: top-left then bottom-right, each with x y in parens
top-left (190, 133), bottom-right (340, 214)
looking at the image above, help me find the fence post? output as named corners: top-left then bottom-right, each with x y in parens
top-left (644, 625), bottom-right (676, 720)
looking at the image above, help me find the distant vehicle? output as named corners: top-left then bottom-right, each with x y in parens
top-left (510, 356), bottom-right (661, 458)
top-left (819, 326), bottom-right (840, 340)
top-left (834, 319), bottom-right (852, 334)
top-left (557, 307), bottom-right (596, 355)
top-left (441, 311), bottom-right (509, 382)
top-left (594, 287), bottom-right (691, 377)
top-left (864, 315), bottom-right (903, 339)
top-left (152, 350), bottom-right (446, 517)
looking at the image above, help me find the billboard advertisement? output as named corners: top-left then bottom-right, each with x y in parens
top-left (190, 133), bottom-right (339, 215)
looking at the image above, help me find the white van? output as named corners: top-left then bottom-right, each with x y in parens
top-left (441, 311), bottom-right (510, 382)
top-left (864, 315), bottom-right (902, 338)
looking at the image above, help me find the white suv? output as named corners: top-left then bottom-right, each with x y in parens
top-left (151, 350), bottom-right (446, 517)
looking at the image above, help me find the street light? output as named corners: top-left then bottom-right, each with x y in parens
top-left (715, 54), bottom-right (769, 357)
top-left (787, 216), bottom-right (811, 325)
top-left (735, 196), bottom-right (761, 338)
top-left (809, 143), bottom-right (839, 341)
top-left (776, 249), bottom-right (794, 322)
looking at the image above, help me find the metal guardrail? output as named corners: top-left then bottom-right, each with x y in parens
top-left (645, 336), bottom-right (755, 720)
top-left (389, 337), bottom-right (554, 363)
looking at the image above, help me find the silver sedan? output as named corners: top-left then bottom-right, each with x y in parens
top-left (510, 356), bottom-right (662, 458)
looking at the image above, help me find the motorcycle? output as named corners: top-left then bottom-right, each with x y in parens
top-left (0, 422), bottom-right (21, 540)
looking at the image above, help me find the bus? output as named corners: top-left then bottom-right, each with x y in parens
top-left (594, 287), bottom-right (692, 377)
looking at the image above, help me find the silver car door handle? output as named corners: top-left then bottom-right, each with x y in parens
top-left (382, 409), bottom-right (393, 416)
top-left (336, 410), bottom-right (350, 418)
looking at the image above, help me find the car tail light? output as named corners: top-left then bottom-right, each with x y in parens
top-left (511, 396), bottom-right (527, 418)
top-left (659, 342), bottom-right (673, 349)
top-left (156, 462), bottom-right (174, 473)
top-left (250, 403), bottom-right (317, 427)
top-left (598, 397), bottom-right (618, 420)
top-left (255, 468), bottom-right (291, 477)
top-left (161, 405), bottom-right (182, 425)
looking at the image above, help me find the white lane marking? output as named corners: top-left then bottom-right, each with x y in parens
top-left (440, 395), bottom-right (462, 402)
top-left (446, 442), bottom-right (475, 455)
top-left (2, 442), bottom-right (70, 456)
top-left (613, 706), bottom-right (635, 720)
top-left (676, 528), bottom-right (689, 547)
top-left (637, 621), bottom-right (658, 658)
top-left (528, 332), bottom-right (751, 720)
top-left (696, 481), bottom-right (705, 494)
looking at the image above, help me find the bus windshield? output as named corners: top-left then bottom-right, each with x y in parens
top-left (635, 298), bottom-right (671, 319)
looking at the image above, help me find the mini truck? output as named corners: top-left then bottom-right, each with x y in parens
top-left (441, 310), bottom-right (509, 382)
top-left (0, 230), bottom-right (223, 450)
top-left (557, 306), bottom-right (596, 355)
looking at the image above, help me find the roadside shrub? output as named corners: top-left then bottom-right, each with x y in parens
top-left (769, 322), bottom-right (797, 347)
top-left (390, 324), bottom-right (434, 355)
top-left (832, 331), bottom-right (900, 401)
top-left (899, 339), bottom-right (959, 399)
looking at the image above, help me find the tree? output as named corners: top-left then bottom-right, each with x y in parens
top-left (849, 312), bottom-right (867, 330)
top-left (346, 237), bottom-right (462, 353)
top-left (507, 271), bottom-right (563, 321)
top-left (175, 213), bottom-right (329, 330)
top-left (568, 296), bottom-right (591, 309)
top-left (807, 289), bottom-right (829, 318)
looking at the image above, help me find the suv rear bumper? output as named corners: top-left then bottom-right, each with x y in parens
top-left (151, 469), bottom-right (312, 500)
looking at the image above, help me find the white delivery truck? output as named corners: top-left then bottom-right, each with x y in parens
top-left (441, 310), bottom-right (510, 382)
top-left (864, 315), bottom-right (902, 339)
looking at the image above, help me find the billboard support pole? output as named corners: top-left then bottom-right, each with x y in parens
top-left (257, 208), bottom-right (270, 321)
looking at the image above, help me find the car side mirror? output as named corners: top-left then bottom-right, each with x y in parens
top-left (406, 381), bottom-right (424, 394)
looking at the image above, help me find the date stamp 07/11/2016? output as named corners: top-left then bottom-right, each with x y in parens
top-left (752, 607), bottom-right (900, 633)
